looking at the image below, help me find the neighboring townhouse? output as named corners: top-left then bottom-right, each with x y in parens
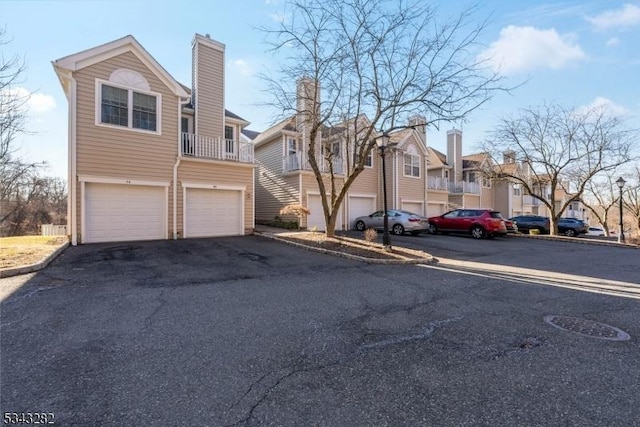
top-left (253, 78), bottom-right (430, 231)
top-left (425, 146), bottom-right (451, 217)
top-left (426, 129), bottom-right (486, 212)
top-left (53, 34), bottom-right (256, 244)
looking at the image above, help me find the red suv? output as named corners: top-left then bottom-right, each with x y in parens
top-left (428, 209), bottom-right (508, 239)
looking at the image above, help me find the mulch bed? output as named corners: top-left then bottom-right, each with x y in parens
top-left (267, 231), bottom-right (432, 261)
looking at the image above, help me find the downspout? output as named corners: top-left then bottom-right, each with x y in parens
top-left (173, 97), bottom-right (191, 239)
top-left (394, 150), bottom-right (399, 209)
top-left (69, 75), bottom-right (78, 245)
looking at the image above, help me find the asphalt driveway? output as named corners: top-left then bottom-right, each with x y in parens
top-left (2, 236), bottom-right (639, 426)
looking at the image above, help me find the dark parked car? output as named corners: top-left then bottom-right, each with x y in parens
top-left (428, 209), bottom-right (508, 239)
top-left (509, 215), bottom-right (550, 234)
top-left (557, 218), bottom-right (588, 237)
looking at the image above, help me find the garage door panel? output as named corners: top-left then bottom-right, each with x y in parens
top-left (402, 202), bottom-right (423, 215)
top-left (85, 183), bottom-right (165, 243)
top-left (349, 196), bottom-right (375, 229)
top-left (185, 188), bottom-right (243, 238)
top-left (308, 194), bottom-right (343, 231)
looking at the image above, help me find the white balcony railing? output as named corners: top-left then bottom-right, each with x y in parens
top-left (448, 181), bottom-right (481, 194)
top-left (181, 132), bottom-right (254, 163)
top-left (523, 195), bottom-right (541, 206)
top-left (284, 153), bottom-right (344, 174)
top-left (427, 176), bottom-right (449, 191)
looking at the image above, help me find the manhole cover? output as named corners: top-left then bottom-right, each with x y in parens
top-left (544, 315), bottom-right (630, 341)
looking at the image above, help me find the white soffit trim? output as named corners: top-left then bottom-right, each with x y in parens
top-left (53, 35), bottom-right (188, 98)
top-left (78, 175), bottom-right (169, 187)
top-left (181, 181), bottom-right (247, 191)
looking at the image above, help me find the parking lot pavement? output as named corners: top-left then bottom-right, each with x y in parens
top-left (2, 236), bottom-right (640, 426)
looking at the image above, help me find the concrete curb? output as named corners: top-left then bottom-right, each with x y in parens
top-left (0, 242), bottom-right (70, 279)
top-left (510, 233), bottom-right (640, 249)
top-left (254, 231), bottom-right (435, 265)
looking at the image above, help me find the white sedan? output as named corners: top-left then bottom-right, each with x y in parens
top-left (586, 227), bottom-right (605, 236)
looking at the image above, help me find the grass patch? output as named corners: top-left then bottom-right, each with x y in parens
top-left (0, 236), bottom-right (68, 270)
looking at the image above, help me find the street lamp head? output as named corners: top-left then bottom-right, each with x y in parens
top-left (616, 176), bottom-right (626, 189)
top-left (376, 133), bottom-right (390, 149)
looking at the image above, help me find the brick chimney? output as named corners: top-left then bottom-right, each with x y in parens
top-left (192, 33), bottom-right (225, 138)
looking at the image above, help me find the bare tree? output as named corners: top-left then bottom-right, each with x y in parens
top-left (261, 0), bottom-right (503, 237)
top-left (0, 27), bottom-right (48, 235)
top-left (581, 171), bottom-right (622, 236)
top-left (479, 104), bottom-right (636, 235)
top-left (623, 165), bottom-right (640, 236)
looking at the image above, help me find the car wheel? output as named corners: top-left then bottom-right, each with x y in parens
top-left (471, 225), bottom-right (486, 239)
top-left (565, 229), bottom-right (576, 237)
top-left (429, 223), bottom-right (438, 234)
top-left (355, 220), bottom-right (366, 231)
top-left (392, 224), bottom-right (404, 235)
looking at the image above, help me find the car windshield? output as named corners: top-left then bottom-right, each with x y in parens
top-left (490, 212), bottom-right (503, 219)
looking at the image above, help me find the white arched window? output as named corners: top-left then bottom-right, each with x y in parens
top-left (95, 69), bottom-right (161, 134)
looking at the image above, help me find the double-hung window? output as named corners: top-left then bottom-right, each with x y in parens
top-left (403, 153), bottom-right (420, 177)
top-left (97, 80), bottom-right (160, 133)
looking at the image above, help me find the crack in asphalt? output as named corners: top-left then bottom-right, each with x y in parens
top-left (224, 315), bottom-right (463, 426)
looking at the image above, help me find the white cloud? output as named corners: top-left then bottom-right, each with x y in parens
top-left (586, 3), bottom-right (640, 30)
top-left (606, 37), bottom-right (620, 46)
top-left (269, 12), bottom-right (286, 23)
top-left (3, 87), bottom-right (56, 114)
top-left (478, 26), bottom-right (586, 75)
top-left (576, 97), bottom-right (629, 117)
top-left (228, 59), bottom-right (253, 77)
top-left (28, 93), bottom-right (57, 113)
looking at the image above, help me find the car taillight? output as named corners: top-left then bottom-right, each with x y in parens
top-left (408, 218), bottom-right (420, 222)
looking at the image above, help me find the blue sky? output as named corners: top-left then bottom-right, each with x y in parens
top-left (1, 0), bottom-right (639, 179)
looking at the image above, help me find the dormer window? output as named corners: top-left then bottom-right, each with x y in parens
top-left (96, 69), bottom-right (161, 134)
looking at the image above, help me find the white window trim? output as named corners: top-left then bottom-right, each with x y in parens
top-left (403, 153), bottom-right (421, 178)
top-left (95, 78), bottom-right (162, 135)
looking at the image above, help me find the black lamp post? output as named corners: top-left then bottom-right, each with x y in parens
top-left (376, 133), bottom-right (392, 251)
top-left (616, 176), bottom-right (626, 244)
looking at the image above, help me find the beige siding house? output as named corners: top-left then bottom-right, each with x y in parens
top-left (53, 34), bottom-right (256, 244)
top-left (254, 78), bottom-right (430, 231)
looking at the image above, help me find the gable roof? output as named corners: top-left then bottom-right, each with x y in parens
top-left (253, 116), bottom-right (297, 147)
top-left (426, 146), bottom-right (450, 168)
top-left (52, 35), bottom-right (189, 98)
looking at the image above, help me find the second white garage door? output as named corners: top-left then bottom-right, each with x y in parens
top-left (84, 183), bottom-right (166, 243)
top-left (348, 195), bottom-right (376, 229)
top-left (401, 201), bottom-right (424, 215)
top-left (307, 194), bottom-right (343, 231)
top-left (184, 188), bottom-right (243, 238)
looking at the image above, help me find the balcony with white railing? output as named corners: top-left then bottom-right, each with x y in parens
top-left (448, 181), bottom-right (481, 194)
top-left (523, 195), bottom-right (541, 206)
top-left (181, 133), bottom-right (254, 163)
top-left (427, 176), bottom-right (449, 191)
top-left (284, 152), bottom-right (344, 175)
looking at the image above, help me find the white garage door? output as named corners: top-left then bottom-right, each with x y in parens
top-left (307, 194), bottom-right (343, 231)
top-left (185, 188), bottom-right (243, 238)
top-left (84, 183), bottom-right (165, 243)
top-left (427, 203), bottom-right (445, 217)
top-left (402, 201), bottom-right (424, 215)
top-left (348, 196), bottom-right (375, 229)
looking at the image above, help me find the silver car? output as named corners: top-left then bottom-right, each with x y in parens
top-left (353, 210), bottom-right (429, 235)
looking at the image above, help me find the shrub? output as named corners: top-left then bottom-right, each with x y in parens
top-left (280, 204), bottom-right (310, 217)
top-left (266, 216), bottom-right (299, 230)
top-left (364, 228), bottom-right (378, 242)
